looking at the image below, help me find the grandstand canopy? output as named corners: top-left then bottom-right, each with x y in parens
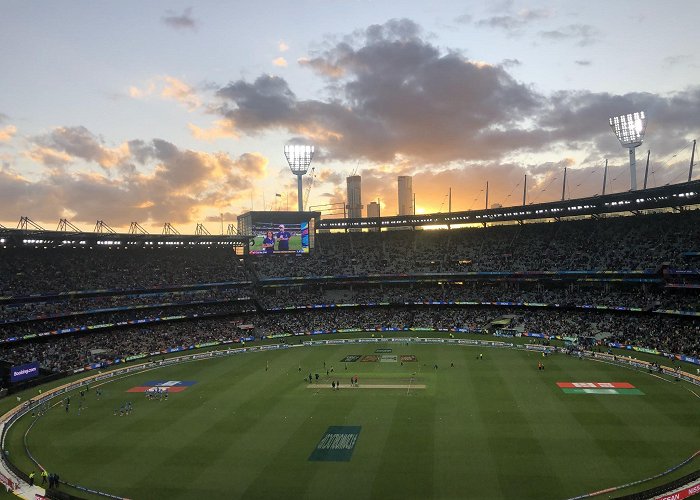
top-left (317, 181), bottom-right (700, 231)
top-left (0, 229), bottom-right (250, 249)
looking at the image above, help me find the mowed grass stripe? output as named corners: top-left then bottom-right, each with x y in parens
top-left (185, 348), bottom-right (342, 499)
top-left (473, 350), bottom-right (567, 498)
top-left (369, 383), bottom-right (436, 499)
top-left (10, 343), bottom-right (699, 499)
top-left (29, 351), bottom-right (300, 498)
top-left (432, 346), bottom-right (500, 499)
top-left (524, 352), bottom-right (626, 493)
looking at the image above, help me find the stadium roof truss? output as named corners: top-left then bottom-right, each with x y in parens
top-left (0, 230), bottom-right (250, 249)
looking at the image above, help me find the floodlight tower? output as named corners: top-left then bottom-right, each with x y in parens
top-left (609, 111), bottom-right (647, 191)
top-left (284, 144), bottom-right (315, 211)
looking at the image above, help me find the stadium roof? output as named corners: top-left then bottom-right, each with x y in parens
top-left (0, 229), bottom-right (250, 248)
top-left (317, 180), bottom-right (700, 230)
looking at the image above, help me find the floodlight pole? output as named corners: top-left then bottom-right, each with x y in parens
top-left (628, 147), bottom-right (638, 191)
top-left (689, 139), bottom-right (697, 182)
top-left (523, 175), bottom-right (527, 206)
top-left (485, 181), bottom-right (489, 209)
top-left (602, 159), bottom-right (608, 196)
top-left (296, 174), bottom-right (304, 212)
top-left (643, 150), bottom-right (650, 190)
top-left (561, 166), bottom-right (567, 201)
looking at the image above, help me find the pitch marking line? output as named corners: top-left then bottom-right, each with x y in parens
top-left (307, 384), bottom-right (426, 389)
top-left (686, 387), bottom-right (700, 400)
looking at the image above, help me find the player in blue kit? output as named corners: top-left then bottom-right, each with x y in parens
top-left (262, 230), bottom-right (275, 254)
top-left (276, 225), bottom-right (291, 251)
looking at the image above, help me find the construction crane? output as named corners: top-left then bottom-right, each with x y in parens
top-left (351, 159), bottom-right (360, 177)
top-left (303, 165), bottom-right (316, 211)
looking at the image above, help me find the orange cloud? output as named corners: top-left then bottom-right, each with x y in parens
top-left (128, 82), bottom-right (156, 98)
top-left (188, 119), bottom-right (238, 141)
top-left (0, 125), bottom-right (17, 142)
top-left (127, 76), bottom-right (200, 111)
top-left (161, 76), bottom-right (201, 110)
top-left (272, 57), bottom-right (288, 67)
top-left (26, 146), bottom-right (73, 166)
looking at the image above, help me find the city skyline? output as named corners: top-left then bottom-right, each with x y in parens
top-left (1, 0), bottom-right (699, 231)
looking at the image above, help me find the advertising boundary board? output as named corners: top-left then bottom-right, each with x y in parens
top-left (1, 336), bottom-right (698, 499)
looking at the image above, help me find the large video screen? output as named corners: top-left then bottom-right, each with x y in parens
top-left (249, 221), bottom-right (310, 255)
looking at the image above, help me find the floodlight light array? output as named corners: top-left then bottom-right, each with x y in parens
top-left (284, 144), bottom-right (315, 175)
top-left (609, 112), bottom-right (646, 147)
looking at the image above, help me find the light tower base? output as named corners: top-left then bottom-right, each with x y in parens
top-left (297, 173), bottom-right (304, 212)
top-left (629, 147), bottom-right (638, 191)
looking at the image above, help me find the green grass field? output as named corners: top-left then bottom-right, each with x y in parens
top-left (5, 341), bottom-right (699, 499)
top-left (250, 234), bottom-right (305, 253)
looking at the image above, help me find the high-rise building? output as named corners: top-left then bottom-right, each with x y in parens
top-left (346, 175), bottom-right (362, 218)
top-left (367, 201), bottom-right (380, 218)
top-left (398, 176), bottom-right (413, 215)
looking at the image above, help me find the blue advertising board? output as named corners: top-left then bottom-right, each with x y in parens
top-left (10, 361), bottom-right (40, 383)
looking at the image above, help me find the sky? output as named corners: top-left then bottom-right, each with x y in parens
top-left (1, 0), bottom-right (699, 232)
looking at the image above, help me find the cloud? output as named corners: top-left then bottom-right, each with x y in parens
top-left (574, 60), bottom-right (592, 66)
top-left (663, 54), bottom-right (693, 67)
top-left (317, 168), bottom-right (344, 186)
top-left (188, 119), bottom-right (238, 141)
top-left (215, 19), bottom-right (544, 164)
top-left (298, 57), bottom-right (345, 78)
top-left (26, 146), bottom-right (73, 167)
top-left (278, 41), bottom-right (289, 52)
top-left (538, 88), bottom-right (700, 157)
top-left (471, 8), bottom-right (550, 34)
top-left (501, 58), bottom-right (521, 68)
top-left (32, 126), bottom-right (129, 169)
top-left (216, 74), bottom-right (299, 133)
top-left (272, 57), bottom-right (288, 67)
top-left (128, 82), bottom-right (156, 98)
top-left (162, 7), bottom-right (197, 31)
top-left (205, 18), bottom-right (699, 177)
top-left (127, 76), bottom-right (201, 111)
top-left (205, 211), bottom-right (238, 223)
top-left (539, 24), bottom-right (598, 46)
top-left (0, 125), bottom-right (17, 143)
top-left (454, 14), bottom-right (472, 24)
top-left (160, 76), bottom-right (201, 110)
top-left (6, 126), bottom-right (268, 226)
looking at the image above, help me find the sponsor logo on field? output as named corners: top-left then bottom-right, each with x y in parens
top-left (309, 426), bottom-right (361, 462)
top-left (380, 355), bottom-right (397, 363)
top-left (360, 355), bottom-right (379, 362)
top-left (557, 382), bottom-right (643, 395)
top-left (400, 355), bottom-right (417, 362)
top-left (127, 380), bottom-right (197, 393)
top-left (375, 348), bottom-right (393, 353)
top-left (340, 355), bottom-right (361, 363)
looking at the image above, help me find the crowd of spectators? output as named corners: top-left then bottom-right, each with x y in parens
top-left (1, 306), bottom-right (697, 373)
top-left (0, 287), bottom-right (252, 324)
top-left (0, 316), bottom-right (252, 373)
top-left (0, 301), bottom-right (255, 342)
top-left (1, 210), bottom-right (698, 376)
top-left (256, 283), bottom-right (699, 312)
top-left (0, 247), bottom-right (248, 296)
top-left (254, 211), bottom-right (700, 277)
